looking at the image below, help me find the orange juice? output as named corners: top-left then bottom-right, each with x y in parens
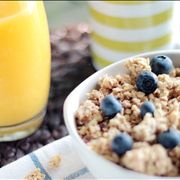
top-left (0, 1), bottom-right (50, 128)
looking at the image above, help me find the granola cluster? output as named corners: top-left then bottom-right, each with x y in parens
top-left (75, 57), bottom-right (180, 177)
top-left (24, 168), bottom-right (45, 180)
top-left (48, 155), bottom-right (61, 169)
top-left (25, 154), bottom-right (61, 179)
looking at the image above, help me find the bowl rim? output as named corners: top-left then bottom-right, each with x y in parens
top-left (63, 49), bottom-right (180, 179)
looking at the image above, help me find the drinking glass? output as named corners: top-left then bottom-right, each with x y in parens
top-left (0, 1), bottom-right (51, 141)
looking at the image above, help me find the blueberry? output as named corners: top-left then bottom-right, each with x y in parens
top-left (111, 133), bottom-right (133, 155)
top-left (158, 129), bottom-right (180, 149)
top-left (140, 101), bottom-right (155, 118)
top-left (150, 55), bottom-right (173, 75)
top-left (136, 71), bottom-right (158, 95)
top-left (100, 95), bottom-right (122, 118)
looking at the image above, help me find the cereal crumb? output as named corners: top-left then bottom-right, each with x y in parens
top-left (48, 155), bottom-right (61, 169)
top-left (24, 168), bottom-right (45, 180)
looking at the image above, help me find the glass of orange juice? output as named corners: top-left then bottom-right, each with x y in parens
top-left (0, 1), bottom-right (51, 141)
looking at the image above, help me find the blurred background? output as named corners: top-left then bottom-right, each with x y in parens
top-left (44, 1), bottom-right (179, 29)
top-left (44, 1), bottom-right (88, 28)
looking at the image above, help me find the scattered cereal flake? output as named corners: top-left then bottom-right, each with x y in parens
top-left (48, 155), bottom-right (61, 169)
top-left (121, 144), bottom-right (178, 176)
top-left (24, 168), bottom-right (45, 180)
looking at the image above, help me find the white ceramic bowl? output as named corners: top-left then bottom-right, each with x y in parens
top-left (64, 50), bottom-right (180, 179)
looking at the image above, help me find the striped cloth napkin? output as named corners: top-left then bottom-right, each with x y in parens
top-left (0, 136), bottom-right (94, 180)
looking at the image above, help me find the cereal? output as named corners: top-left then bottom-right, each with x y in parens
top-left (125, 57), bottom-right (151, 82)
top-left (75, 100), bottom-right (103, 125)
top-left (169, 145), bottom-right (180, 173)
top-left (108, 114), bottom-right (131, 133)
top-left (133, 114), bottom-right (157, 142)
top-left (121, 144), bottom-right (178, 176)
top-left (24, 168), bottom-right (44, 180)
top-left (48, 155), bottom-right (61, 169)
top-left (75, 57), bottom-right (180, 177)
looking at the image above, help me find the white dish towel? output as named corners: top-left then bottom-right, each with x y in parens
top-left (0, 136), bottom-right (94, 179)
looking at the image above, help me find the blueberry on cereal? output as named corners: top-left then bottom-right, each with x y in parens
top-left (158, 129), bottom-right (180, 149)
top-left (100, 95), bottom-right (122, 118)
top-left (140, 101), bottom-right (155, 118)
top-left (150, 55), bottom-right (173, 75)
top-left (136, 71), bottom-right (158, 95)
top-left (111, 133), bottom-right (133, 155)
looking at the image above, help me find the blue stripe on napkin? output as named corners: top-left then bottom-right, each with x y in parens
top-left (30, 153), bottom-right (52, 180)
top-left (64, 167), bottom-right (89, 180)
